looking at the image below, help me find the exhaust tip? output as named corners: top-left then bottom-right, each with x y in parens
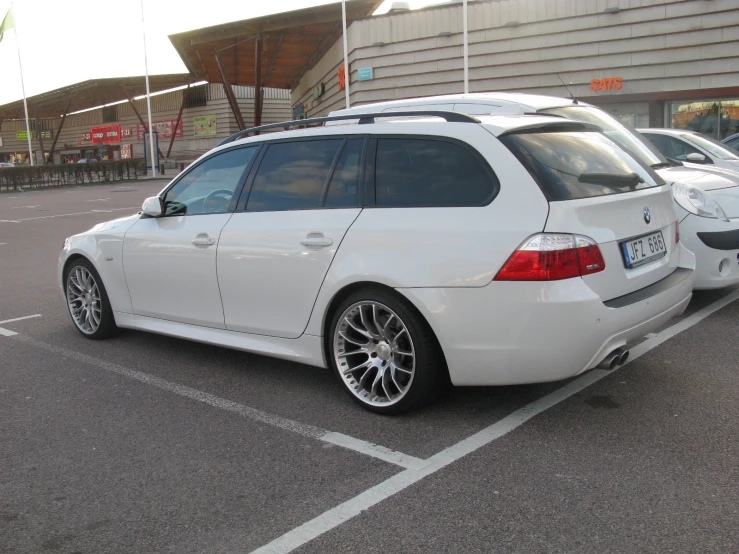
top-left (609, 356), bottom-right (619, 370)
top-left (618, 350), bottom-right (630, 365)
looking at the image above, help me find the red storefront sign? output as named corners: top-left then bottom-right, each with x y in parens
top-left (137, 120), bottom-right (183, 141)
top-left (91, 125), bottom-right (122, 144)
top-left (590, 77), bottom-right (623, 92)
top-left (81, 131), bottom-right (92, 142)
top-left (121, 128), bottom-right (133, 138)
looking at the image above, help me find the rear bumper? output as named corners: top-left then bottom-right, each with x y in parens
top-left (681, 215), bottom-right (739, 290)
top-left (398, 246), bottom-right (696, 386)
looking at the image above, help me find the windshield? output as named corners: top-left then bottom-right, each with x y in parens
top-left (682, 133), bottom-right (739, 160)
top-left (499, 131), bottom-right (664, 201)
top-left (539, 106), bottom-right (669, 167)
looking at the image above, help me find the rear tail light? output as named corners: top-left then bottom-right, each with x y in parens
top-left (494, 234), bottom-right (606, 281)
top-left (675, 219), bottom-right (680, 244)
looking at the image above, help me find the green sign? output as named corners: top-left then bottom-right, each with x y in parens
top-left (194, 114), bottom-right (217, 137)
top-left (16, 129), bottom-right (53, 141)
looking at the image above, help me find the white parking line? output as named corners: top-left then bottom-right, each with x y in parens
top-left (14, 335), bottom-right (425, 470)
top-left (0, 314), bottom-right (42, 337)
top-left (84, 198), bottom-right (111, 202)
top-left (250, 289), bottom-right (739, 554)
top-left (0, 206), bottom-right (138, 222)
top-left (10, 205), bottom-right (40, 209)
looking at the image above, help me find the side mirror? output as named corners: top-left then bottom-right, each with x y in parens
top-left (141, 196), bottom-right (163, 217)
top-left (686, 152), bottom-right (707, 163)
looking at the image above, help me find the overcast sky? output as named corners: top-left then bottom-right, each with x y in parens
top-left (0, 0), bottom-right (441, 108)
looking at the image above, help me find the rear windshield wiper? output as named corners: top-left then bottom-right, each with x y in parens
top-left (578, 172), bottom-right (645, 189)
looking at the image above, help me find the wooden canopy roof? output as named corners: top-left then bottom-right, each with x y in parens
top-left (0, 74), bottom-right (193, 120)
top-left (168, 1), bottom-right (382, 91)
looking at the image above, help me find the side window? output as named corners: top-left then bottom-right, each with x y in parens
top-left (247, 140), bottom-right (342, 211)
top-left (163, 147), bottom-right (257, 216)
top-left (324, 139), bottom-right (363, 208)
top-left (644, 134), bottom-right (675, 159)
top-left (374, 138), bottom-right (497, 207)
top-left (666, 136), bottom-right (703, 161)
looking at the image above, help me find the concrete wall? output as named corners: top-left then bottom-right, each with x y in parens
top-left (0, 84), bottom-right (291, 162)
top-left (292, 0), bottom-right (739, 120)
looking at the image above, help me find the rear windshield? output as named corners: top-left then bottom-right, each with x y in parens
top-left (540, 106), bottom-right (668, 168)
top-left (499, 131), bottom-right (664, 201)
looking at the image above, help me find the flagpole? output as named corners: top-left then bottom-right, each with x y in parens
top-left (463, 0), bottom-right (469, 95)
top-left (341, 0), bottom-right (350, 109)
top-left (11, 1), bottom-right (33, 166)
top-left (140, 0), bottom-right (156, 177)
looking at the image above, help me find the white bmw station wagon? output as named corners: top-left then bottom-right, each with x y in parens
top-left (59, 111), bottom-right (695, 413)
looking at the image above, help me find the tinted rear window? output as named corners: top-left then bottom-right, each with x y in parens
top-left (499, 131), bottom-right (663, 201)
top-left (375, 138), bottom-right (497, 207)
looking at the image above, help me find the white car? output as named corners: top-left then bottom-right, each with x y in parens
top-left (639, 128), bottom-right (739, 172)
top-left (332, 94), bottom-right (739, 290)
top-left (59, 111), bottom-right (695, 414)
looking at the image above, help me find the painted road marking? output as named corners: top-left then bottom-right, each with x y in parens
top-left (14, 335), bottom-right (424, 470)
top-left (84, 198), bottom-right (111, 202)
top-left (0, 206), bottom-right (138, 222)
top-left (10, 205), bottom-right (40, 209)
top-left (0, 242), bottom-right (6, 245)
top-left (0, 314), bottom-right (42, 337)
top-left (250, 289), bottom-right (739, 554)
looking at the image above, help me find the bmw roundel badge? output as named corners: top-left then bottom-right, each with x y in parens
top-left (643, 206), bottom-right (651, 224)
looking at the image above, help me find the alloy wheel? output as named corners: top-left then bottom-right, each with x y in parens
top-left (334, 301), bottom-right (416, 407)
top-left (66, 266), bottom-right (102, 334)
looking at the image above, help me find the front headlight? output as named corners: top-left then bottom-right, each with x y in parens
top-left (672, 183), bottom-right (729, 222)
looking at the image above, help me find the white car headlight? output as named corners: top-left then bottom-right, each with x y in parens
top-left (672, 182), bottom-right (729, 222)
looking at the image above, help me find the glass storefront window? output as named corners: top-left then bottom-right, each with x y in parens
top-left (669, 99), bottom-right (739, 140)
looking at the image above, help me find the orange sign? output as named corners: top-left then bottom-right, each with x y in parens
top-left (590, 77), bottom-right (623, 92)
top-left (338, 64), bottom-right (349, 90)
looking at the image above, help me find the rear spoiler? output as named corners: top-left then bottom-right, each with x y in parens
top-left (498, 121), bottom-right (603, 136)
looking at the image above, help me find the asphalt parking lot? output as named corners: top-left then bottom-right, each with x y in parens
top-left (1, 181), bottom-right (737, 554)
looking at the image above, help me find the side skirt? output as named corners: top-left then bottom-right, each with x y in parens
top-left (113, 312), bottom-right (327, 368)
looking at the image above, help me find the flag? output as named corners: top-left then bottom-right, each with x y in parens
top-left (0, 8), bottom-right (14, 43)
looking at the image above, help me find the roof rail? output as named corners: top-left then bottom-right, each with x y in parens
top-left (218, 110), bottom-right (480, 146)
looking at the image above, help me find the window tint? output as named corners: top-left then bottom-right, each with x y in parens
top-left (374, 138), bottom-right (496, 207)
top-left (642, 133), bottom-right (676, 160)
top-left (163, 147), bottom-right (257, 216)
top-left (725, 136), bottom-right (739, 151)
top-left (664, 135), bottom-right (703, 161)
top-left (247, 140), bottom-right (342, 211)
top-left (500, 131), bottom-right (663, 201)
top-left (324, 139), bottom-right (363, 207)
top-left (540, 106), bottom-right (667, 167)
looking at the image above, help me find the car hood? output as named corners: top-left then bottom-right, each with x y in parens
top-left (85, 212), bottom-right (141, 234)
top-left (655, 165), bottom-right (739, 191)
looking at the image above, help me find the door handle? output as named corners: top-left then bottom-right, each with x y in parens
top-left (192, 236), bottom-right (216, 246)
top-left (300, 233), bottom-right (334, 249)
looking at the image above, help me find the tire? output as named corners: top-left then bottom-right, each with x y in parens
top-left (64, 258), bottom-right (118, 340)
top-left (328, 288), bottom-right (447, 415)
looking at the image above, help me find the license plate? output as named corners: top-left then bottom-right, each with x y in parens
top-left (620, 230), bottom-right (667, 269)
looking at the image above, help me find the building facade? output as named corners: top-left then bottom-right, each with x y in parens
top-left (0, 83), bottom-right (291, 164)
top-left (292, 0), bottom-right (739, 139)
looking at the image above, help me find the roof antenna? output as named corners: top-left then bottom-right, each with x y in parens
top-left (556, 74), bottom-right (579, 104)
